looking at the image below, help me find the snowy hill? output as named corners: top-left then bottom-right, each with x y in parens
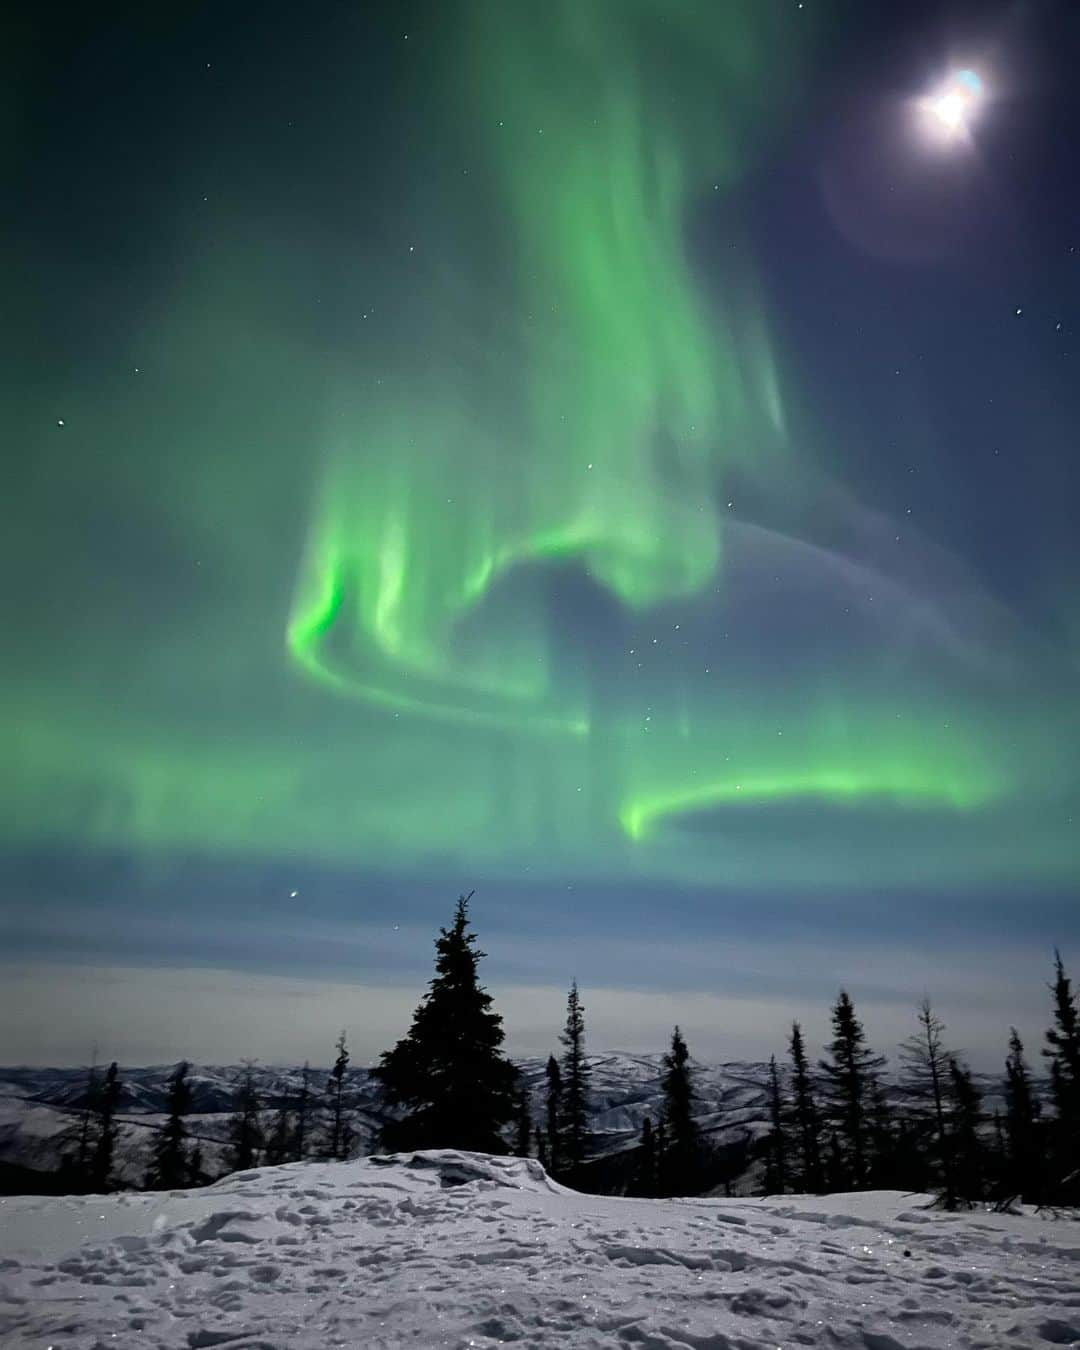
top-left (2, 1149), bottom-right (1077, 1348)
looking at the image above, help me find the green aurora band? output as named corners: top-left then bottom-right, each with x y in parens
top-left (4, 0), bottom-right (1078, 893)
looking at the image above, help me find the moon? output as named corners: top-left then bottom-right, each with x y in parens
top-left (919, 69), bottom-right (985, 144)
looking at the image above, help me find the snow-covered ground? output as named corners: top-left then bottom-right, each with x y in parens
top-left (2, 1150), bottom-right (1077, 1349)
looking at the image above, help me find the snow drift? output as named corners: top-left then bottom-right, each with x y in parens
top-left (1, 1149), bottom-right (1078, 1348)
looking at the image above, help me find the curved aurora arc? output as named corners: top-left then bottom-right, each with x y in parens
top-left (5, 1), bottom-right (1078, 896)
top-left (284, 0), bottom-right (1064, 878)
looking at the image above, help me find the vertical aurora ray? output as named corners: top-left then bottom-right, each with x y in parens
top-left (289, 0), bottom-right (793, 730)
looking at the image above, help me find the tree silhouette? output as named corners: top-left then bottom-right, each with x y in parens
top-left (146, 1061), bottom-right (193, 1190)
top-left (292, 1062), bottom-right (312, 1162)
top-left (1003, 1027), bottom-right (1042, 1204)
top-left (226, 1063), bottom-right (265, 1173)
top-left (763, 1054), bottom-right (788, 1195)
top-left (513, 1082), bottom-right (532, 1158)
top-left (374, 893), bottom-right (518, 1152)
top-left (1043, 949), bottom-right (1080, 1196)
top-left (89, 1062), bottom-right (122, 1193)
top-left (326, 1032), bottom-right (355, 1161)
top-left (659, 1025), bottom-right (699, 1196)
top-left (898, 998), bottom-right (954, 1205)
top-left (632, 1115), bottom-right (657, 1197)
top-left (949, 1058), bottom-right (984, 1204)
top-left (788, 1022), bottom-right (823, 1192)
top-left (544, 1055), bottom-right (563, 1175)
top-left (559, 980), bottom-right (591, 1172)
top-left (818, 991), bottom-right (886, 1189)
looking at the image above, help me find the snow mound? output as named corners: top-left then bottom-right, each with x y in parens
top-left (1, 1151), bottom-right (1078, 1348)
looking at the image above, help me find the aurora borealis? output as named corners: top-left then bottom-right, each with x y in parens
top-left (3, 0), bottom-right (1079, 1063)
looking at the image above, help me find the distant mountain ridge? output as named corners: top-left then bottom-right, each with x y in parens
top-left (0, 1054), bottom-right (1007, 1193)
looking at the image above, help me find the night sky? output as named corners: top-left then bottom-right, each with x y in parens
top-left (4, 0), bottom-right (1078, 1067)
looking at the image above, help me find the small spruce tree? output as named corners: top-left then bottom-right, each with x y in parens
top-left (292, 1062), bottom-right (312, 1162)
top-left (1003, 1027), bottom-right (1042, 1204)
top-left (633, 1115), bottom-right (657, 1197)
top-left (949, 1058), bottom-right (984, 1204)
top-left (659, 1025), bottom-right (700, 1196)
top-left (1043, 949), bottom-right (1080, 1197)
top-left (898, 998), bottom-right (955, 1205)
top-left (89, 1062), bottom-right (122, 1193)
top-left (788, 1022), bottom-right (823, 1192)
top-left (326, 1032), bottom-right (355, 1161)
top-left (226, 1063), bottom-right (265, 1173)
top-left (544, 1055), bottom-right (563, 1175)
top-left (373, 894), bottom-right (518, 1152)
top-left (146, 1061), bottom-right (193, 1191)
top-left (513, 1081), bottom-right (532, 1158)
top-left (264, 1099), bottom-right (294, 1167)
top-left (763, 1054), bottom-right (788, 1196)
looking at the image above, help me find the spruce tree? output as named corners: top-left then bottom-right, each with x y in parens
top-left (513, 1083), bottom-right (532, 1158)
top-left (373, 894), bottom-right (518, 1152)
top-left (1003, 1027), bottom-right (1042, 1203)
top-left (788, 1022), bottom-right (823, 1192)
top-left (89, 1062), bottom-right (122, 1193)
top-left (264, 1100), bottom-right (293, 1166)
top-left (634, 1115), bottom-right (657, 1197)
top-left (659, 1026), bottom-right (699, 1196)
top-left (535, 1126), bottom-right (548, 1170)
top-left (59, 1063), bottom-right (100, 1192)
top-left (559, 980), bottom-right (590, 1172)
top-left (326, 1032), bottom-right (355, 1161)
top-left (292, 1062), bottom-right (311, 1162)
top-left (763, 1054), bottom-right (788, 1196)
top-left (868, 1077), bottom-right (900, 1188)
top-left (1043, 949), bottom-right (1080, 1195)
top-left (226, 1063), bottom-right (265, 1173)
top-left (544, 1055), bottom-right (563, 1175)
top-left (898, 998), bottom-right (955, 1205)
top-left (818, 991), bottom-right (886, 1189)
top-left (146, 1061), bottom-right (193, 1190)
top-left (949, 1058), bottom-right (984, 1204)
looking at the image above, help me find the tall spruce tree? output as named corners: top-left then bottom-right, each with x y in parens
top-left (374, 894), bottom-right (518, 1152)
top-left (659, 1025), bottom-right (700, 1196)
top-left (788, 1022), bottom-right (823, 1192)
top-left (898, 998), bottom-right (955, 1205)
top-left (544, 1055), bottom-right (563, 1175)
top-left (1042, 949), bottom-right (1080, 1195)
top-left (326, 1032), bottom-right (355, 1160)
top-left (763, 1054), bottom-right (788, 1196)
top-left (818, 991), bottom-right (886, 1189)
top-left (1003, 1027), bottom-right (1042, 1203)
top-left (146, 1061), bottom-right (193, 1190)
top-left (226, 1063), bottom-right (265, 1173)
top-left (559, 980), bottom-right (590, 1172)
top-left (89, 1062), bottom-right (122, 1193)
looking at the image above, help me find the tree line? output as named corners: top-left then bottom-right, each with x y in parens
top-left (57, 897), bottom-right (1079, 1210)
